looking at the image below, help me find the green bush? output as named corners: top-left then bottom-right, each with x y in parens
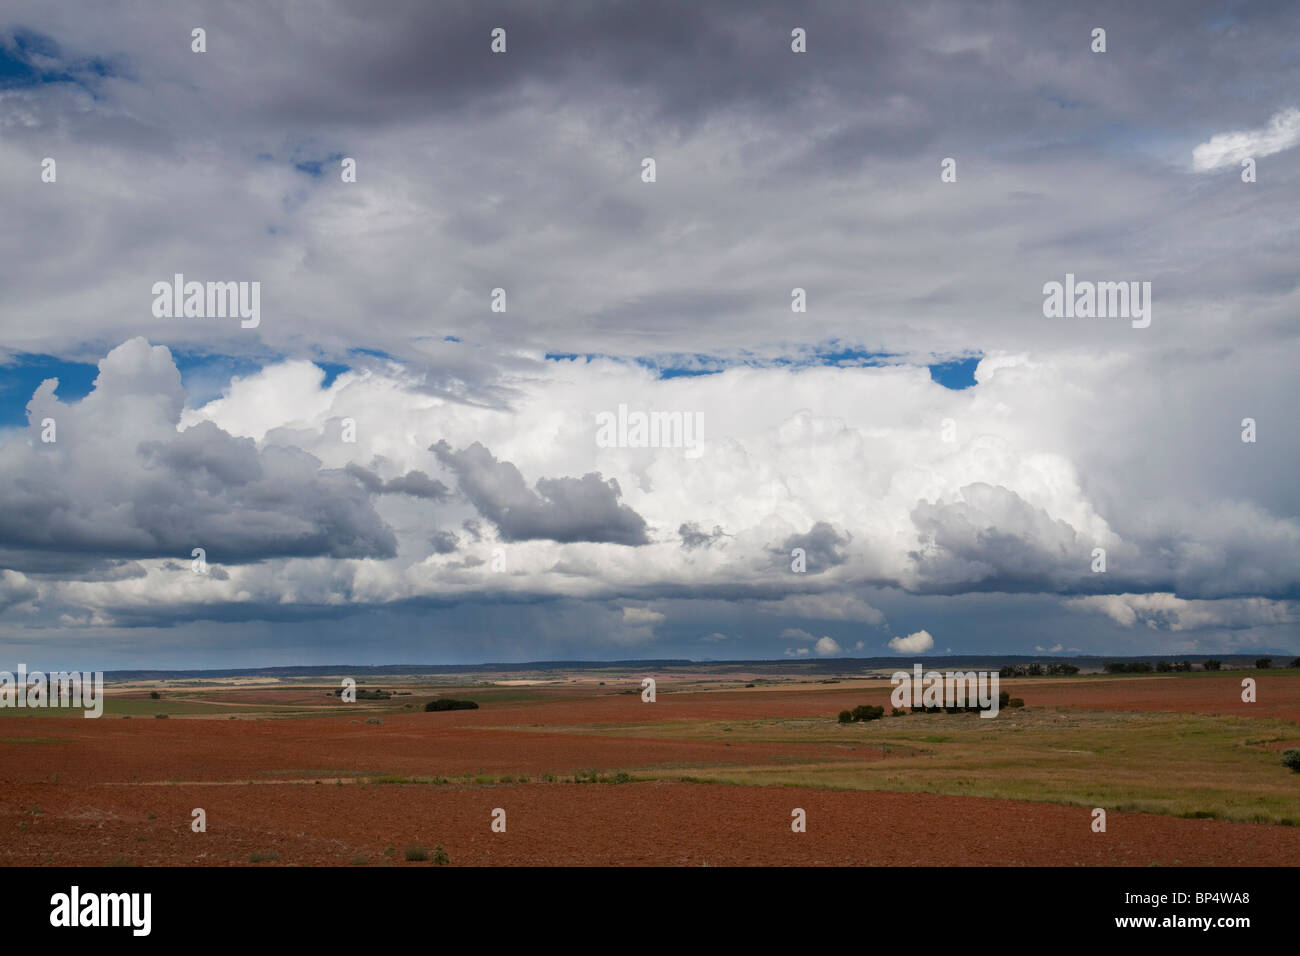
top-left (424, 698), bottom-right (480, 712)
top-left (432, 844), bottom-right (450, 865)
top-left (837, 710), bottom-right (853, 723)
top-left (404, 844), bottom-right (430, 862)
top-left (1105, 661), bottom-right (1154, 674)
top-left (1008, 697), bottom-right (1025, 708)
top-left (1282, 750), bottom-right (1300, 773)
top-left (1203, 659), bottom-right (1222, 671)
top-left (149, 691), bottom-right (161, 699)
top-left (154, 713), bottom-right (168, 719)
top-left (1256, 658), bottom-right (1272, 669)
top-left (850, 704), bottom-right (885, 722)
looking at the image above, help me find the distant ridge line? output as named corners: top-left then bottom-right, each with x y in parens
top-left (94, 653), bottom-right (1289, 681)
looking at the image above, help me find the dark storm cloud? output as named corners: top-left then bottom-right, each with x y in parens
top-left (345, 462), bottom-right (450, 500)
top-left (0, 2), bottom-right (1296, 661)
top-left (679, 522), bottom-right (726, 549)
top-left (429, 530), bottom-right (459, 554)
top-left (431, 440), bottom-right (650, 545)
top-left (6, 0), bottom-right (1300, 364)
top-left (775, 521), bottom-right (851, 572)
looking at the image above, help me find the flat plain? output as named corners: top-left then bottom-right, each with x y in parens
top-left (2, 668), bottom-right (1298, 866)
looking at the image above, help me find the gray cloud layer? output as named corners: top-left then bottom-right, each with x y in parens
top-left (0, 2), bottom-right (1297, 664)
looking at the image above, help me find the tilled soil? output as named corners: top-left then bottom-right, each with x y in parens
top-left (3, 674), bottom-right (1298, 866)
top-left (4, 780), bottom-right (1297, 866)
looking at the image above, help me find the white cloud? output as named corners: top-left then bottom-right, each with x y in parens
top-left (621, 607), bottom-right (665, 627)
top-left (888, 629), bottom-right (935, 654)
top-left (1192, 107), bottom-right (1300, 171)
top-left (813, 636), bottom-right (842, 656)
top-left (1063, 593), bottom-right (1298, 632)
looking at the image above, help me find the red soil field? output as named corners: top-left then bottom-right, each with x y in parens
top-left (2, 675), bottom-right (1297, 866)
top-left (5, 780), bottom-right (1297, 867)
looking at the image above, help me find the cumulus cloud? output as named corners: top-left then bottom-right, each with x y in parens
top-left (1, 339), bottom-right (1296, 657)
top-left (621, 607), bottom-right (665, 627)
top-left (813, 636), bottom-right (842, 656)
top-left (0, 339), bottom-right (397, 571)
top-left (779, 629), bottom-right (842, 656)
top-left (1064, 593), bottom-right (1298, 632)
top-left (889, 629), bottom-right (935, 654)
top-left (1192, 107), bottom-right (1300, 171)
top-left (0, 570), bottom-right (38, 613)
top-left (431, 441), bottom-right (650, 545)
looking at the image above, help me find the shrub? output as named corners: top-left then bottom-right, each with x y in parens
top-left (432, 844), bottom-right (450, 865)
top-left (1283, 750), bottom-right (1300, 773)
top-left (404, 844), bottom-right (430, 862)
top-left (850, 704), bottom-right (885, 722)
top-left (1156, 660), bottom-right (1173, 673)
top-left (155, 713), bottom-right (168, 719)
top-left (837, 710), bottom-right (853, 723)
top-left (333, 687), bottom-right (391, 700)
top-left (249, 851), bottom-right (278, 863)
top-left (1026, 663), bottom-right (1044, 677)
top-left (1256, 658), bottom-right (1272, 669)
top-left (149, 691), bottom-right (160, 699)
top-left (891, 707), bottom-right (906, 716)
top-left (424, 698), bottom-right (480, 712)
top-left (1203, 659), bottom-right (1222, 671)
top-left (365, 717), bottom-right (382, 725)
top-left (1105, 661), bottom-right (1153, 674)
top-left (1008, 697), bottom-right (1025, 708)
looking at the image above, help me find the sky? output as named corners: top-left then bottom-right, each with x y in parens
top-left (0, 0), bottom-right (1297, 668)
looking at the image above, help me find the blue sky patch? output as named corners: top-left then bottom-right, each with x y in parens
top-left (928, 356), bottom-right (981, 390)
